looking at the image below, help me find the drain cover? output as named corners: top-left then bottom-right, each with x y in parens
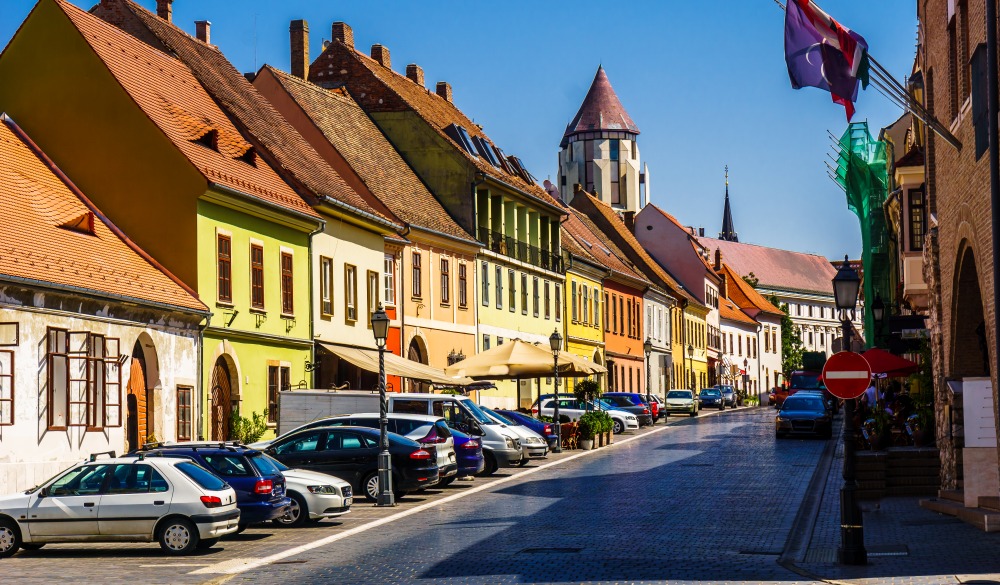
top-left (520, 547), bottom-right (583, 554)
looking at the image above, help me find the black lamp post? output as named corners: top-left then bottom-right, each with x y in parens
top-left (371, 305), bottom-right (394, 507)
top-left (832, 255), bottom-right (865, 565)
top-left (549, 329), bottom-right (563, 453)
top-left (643, 338), bottom-right (653, 395)
top-left (687, 344), bottom-right (695, 390)
top-left (872, 294), bottom-right (885, 347)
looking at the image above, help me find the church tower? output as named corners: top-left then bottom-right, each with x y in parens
top-left (558, 66), bottom-right (646, 211)
top-left (719, 166), bottom-right (738, 242)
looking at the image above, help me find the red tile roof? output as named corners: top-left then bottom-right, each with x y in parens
top-left (563, 209), bottom-right (649, 287)
top-left (90, 0), bottom-right (397, 226)
top-left (563, 66), bottom-right (639, 140)
top-left (719, 297), bottom-right (757, 326)
top-left (258, 66), bottom-right (474, 243)
top-left (697, 236), bottom-right (838, 296)
top-left (0, 114), bottom-right (206, 313)
top-left (720, 263), bottom-right (784, 318)
top-left (312, 37), bottom-right (564, 214)
top-left (54, 0), bottom-right (319, 219)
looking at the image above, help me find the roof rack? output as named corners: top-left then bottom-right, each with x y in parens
top-left (88, 450), bottom-right (117, 462)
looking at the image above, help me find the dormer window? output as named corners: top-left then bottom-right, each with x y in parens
top-left (444, 124), bottom-right (478, 158)
top-left (492, 145), bottom-right (514, 174)
top-left (507, 156), bottom-right (533, 182)
top-left (193, 129), bottom-right (219, 151)
top-left (58, 211), bottom-right (95, 235)
top-left (237, 146), bottom-right (257, 167)
top-left (472, 136), bottom-right (501, 167)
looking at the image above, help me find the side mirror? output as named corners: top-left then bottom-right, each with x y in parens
top-left (265, 447), bottom-right (276, 455)
top-left (36, 487), bottom-right (47, 498)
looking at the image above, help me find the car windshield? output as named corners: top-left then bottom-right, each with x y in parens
top-left (700, 389), bottom-right (721, 397)
top-left (176, 461), bottom-right (228, 491)
top-left (481, 406), bottom-right (516, 425)
top-left (458, 399), bottom-right (496, 425)
top-left (783, 397), bottom-right (826, 411)
top-left (790, 373), bottom-right (825, 389)
top-left (667, 390), bottom-right (692, 399)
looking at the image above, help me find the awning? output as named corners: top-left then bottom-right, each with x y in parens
top-left (317, 342), bottom-right (474, 386)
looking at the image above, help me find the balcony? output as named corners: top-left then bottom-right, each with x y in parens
top-left (478, 226), bottom-right (562, 273)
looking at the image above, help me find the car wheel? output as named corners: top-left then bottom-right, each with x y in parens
top-left (689, 411), bottom-right (696, 417)
top-left (477, 452), bottom-right (498, 477)
top-left (438, 476), bottom-right (455, 487)
top-left (363, 471), bottom-right (381, 502)
top-left (0, 519), bottom-right (21, 558)
top-left (719, 405), bottom-right (724, 411)
top-left (158, 517), bottom-right (199, 555)
top-left (519, 458), bottom-right (530, 467)
top-left (612, 419), bottom-right (624, 435)
top-left (274, 492), bottom-right (308, 528)
top-left (196, 538), bottom-right (219, 549)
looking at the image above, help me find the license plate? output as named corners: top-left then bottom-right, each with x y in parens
top-left (344, 497), bottom-right (353, 506)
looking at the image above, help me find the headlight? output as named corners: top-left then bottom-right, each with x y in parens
top-left (307, 485), bottom-right (337, 494)
top-left (505, 436), bottom-right (516, 448)
top-left (775, 416), bottom-right (786, 423)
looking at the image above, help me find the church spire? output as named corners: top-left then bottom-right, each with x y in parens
top-left (719, 165), bottom-right (738, 242)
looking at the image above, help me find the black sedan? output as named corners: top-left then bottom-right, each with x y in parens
top-left (775, 394), bottom-right (833, 439)
top-left (698, 388), bottom-right (725, 410)
top-left (265, 426), bottom-right (439, 501)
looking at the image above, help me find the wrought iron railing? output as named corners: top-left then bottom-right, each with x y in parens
top-left (477, 226), bottom-right (562, 272)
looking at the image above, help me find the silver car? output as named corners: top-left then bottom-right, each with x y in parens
top-left (480, 406), bottom-right (548, 465)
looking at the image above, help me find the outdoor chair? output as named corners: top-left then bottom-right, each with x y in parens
top-left (560, 422), bottom-right (578, 450)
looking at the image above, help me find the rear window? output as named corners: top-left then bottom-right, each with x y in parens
top-left (394, 419), bottom-right (432, 436)
top-left (784, 397), bottom-right (825, 411)
top-left (434, 420), bottom-right (453, 438)
top-left (394, 399), bottom-right (429, 415)
top-left (202, 454), bottom-right (253, 478)
top-left (790, 373), bottom-right (824, 390)
top-left (176, 461), bottom-right (228, 491)
top-left (248, 452), bottom-right (282, 476)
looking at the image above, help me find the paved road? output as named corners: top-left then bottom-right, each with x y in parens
top-left (2, 408), bottom-right (832, 584)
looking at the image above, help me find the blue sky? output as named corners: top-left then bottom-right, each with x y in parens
top-left (2, 0), bottom-right (917, 260)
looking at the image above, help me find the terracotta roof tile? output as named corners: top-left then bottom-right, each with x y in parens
top-left (0, 114), bottom-right (206, 313)
top-left (563, 66), bottom-right (639, 139)
top-left (720, 263), bottom-right (784, 318)
top-left (719, 298), bottom-right (757, 326)
top-left (260, 66), bottom-right (474, 243)
top-left (563, 209), bottom-right (648, 286)
top-left (696, 236), bottom-right (838, 296)
top-left (317, 40), bottom-right (564, 214)
top-left (55, 1), bottom-right (318, 219)
top-left (91, 0), bottom-right (396, 226)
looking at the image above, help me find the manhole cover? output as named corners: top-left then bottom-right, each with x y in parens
top-left (520, 547), bottom-right (583, 554)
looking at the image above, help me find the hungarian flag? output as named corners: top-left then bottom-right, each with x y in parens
top-left (784, 0), bottom-right (870, 120)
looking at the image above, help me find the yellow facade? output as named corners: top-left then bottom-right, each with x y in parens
top-left (564, 264), bottom-right (606, 392)
top-left (672, 302), bottom-right (711, 391)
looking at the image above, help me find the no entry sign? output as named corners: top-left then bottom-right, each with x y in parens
top-left (822, 351), bottom-right (872, 400)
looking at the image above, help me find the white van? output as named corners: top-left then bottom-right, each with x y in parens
top-left (389, 393), bottom-right (522, 475)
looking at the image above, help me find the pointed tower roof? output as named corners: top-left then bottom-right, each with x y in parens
top-left (562, 66), bottom-right (639, 144)
top-left (719, 166), bottom-right (738, 242)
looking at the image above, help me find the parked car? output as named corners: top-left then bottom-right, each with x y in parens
top-left (254, 413), bottom-right (458, 485)
top-left (775, 394), bottom-right (833, 439)
top-left (265, 426), bottom-right (439, 502)
top-left (717, 385), bottom-right (738, 408)
top-left (698, 388), bottom-right (725, 410)
top-left (494, 409), bottom-right (558, 448)
top-left (644, 394), bottom-right (666, 421)
top-left (664, 389), bottom-right (699, 417)
top-left (531, 394), bottom-right (639, 434)
top-left (602, 392), bottom-right (655, 426)
top-left (449, 429), bottom-right (485, 480)
top-left (789, 370), bottom-right (839, 413)
top-left (0, 453), bottom-right (240, 557)
top-left (140, 442), bottom-right (289, 530)
top-left (479, 406), bottom-right (548, 464)
top-left (259, 454), bottom-right (352, 528)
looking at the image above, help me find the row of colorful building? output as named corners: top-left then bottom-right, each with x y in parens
top-left (0, 0), bottom-right (853, 492)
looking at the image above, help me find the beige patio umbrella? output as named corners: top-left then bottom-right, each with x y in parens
top-left (444, 338), bottom-right (605, 380)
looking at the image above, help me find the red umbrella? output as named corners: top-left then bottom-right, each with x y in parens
top-left (860, 348), bottom-right (918, 377)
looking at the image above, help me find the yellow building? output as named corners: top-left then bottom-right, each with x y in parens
top-left (673, 302), bottom-right (711, 391)
top-left (559, 215), bottom-right (608, 396)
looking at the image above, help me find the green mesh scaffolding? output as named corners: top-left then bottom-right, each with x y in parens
top-left (833, 122), bottom-right (891, 348)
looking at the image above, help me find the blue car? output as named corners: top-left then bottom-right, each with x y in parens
top-left (449, 429), bottom-right (485, 480)
top-left (140, 442), bottom-right (291, 529)
top-left (494, 409), bottom-right (558, 449)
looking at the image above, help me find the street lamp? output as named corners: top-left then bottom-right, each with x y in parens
top-left (687, 344), bottom-right (694, 390)
top-left (743, 357), bottom-right (749, 399)
top-left (832, 255), bottom-right (866, 565)
top-left (371, 305), bottom-right (394, 507)
top-left (872, 294), bottom-right (885, 347)
top-left (643, 338), bottom-right (653, 395)
top-left (549, 329), bottom-right (563, 453)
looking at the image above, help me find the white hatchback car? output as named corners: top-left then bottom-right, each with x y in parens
top-left (480, 405), bottom-right (548, 464)
top-left (0, 453), bottom-right (239, 557)
top-left (263, 454), bottom-right (352, 528)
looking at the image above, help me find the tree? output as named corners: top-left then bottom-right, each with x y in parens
top-left (768, 294), bottom-right (804, 377)
top-left (742, 272), bottom-right (760, 288)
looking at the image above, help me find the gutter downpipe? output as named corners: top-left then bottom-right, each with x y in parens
top-left (197, 313), bottom-right (210, 441)
top-left (308, 220), bottom-right (327, 388)
top-left (471, 173), bottom-right (486, 403)
top-left (400, 224), bottom-right (411, 393)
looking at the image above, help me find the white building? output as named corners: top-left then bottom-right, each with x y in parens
top-left (0, 115), bottom-right (207, 493)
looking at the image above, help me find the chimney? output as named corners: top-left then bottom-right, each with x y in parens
top-left (698, 227), bottom-right (705, 237)
top-left (714, 248), bottom-right (722, 271)
top-left (156, 0), bottom-right (172, 23)
top-left (370, 44), bottom-right (390, 68)
top-left (406, 64), bottom-right (424, 87)
top-left (436, 81), bottom-right (452, 102)
top-left (331, 22), bottom-right (353, 49)
top-left (622, 211), bottom-right (635, 232)
top-left (290, 20), bottom-right (309, 79)
top-left (195, 21), bottom-right (211, 44)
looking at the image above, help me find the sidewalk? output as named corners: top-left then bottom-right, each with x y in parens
top-left (787, 415), bottom-right (1000, 584)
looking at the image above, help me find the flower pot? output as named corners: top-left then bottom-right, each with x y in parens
top-left (607, 431), bottom-right (614, 444)
top-left (597, 433), bottom-right (605, 447)
top-left (580, 439), bottom-right (594, 450)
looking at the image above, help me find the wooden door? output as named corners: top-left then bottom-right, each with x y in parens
top-left (126, 356), bottom-right (147, 452)
top-left (211, 358), bottom-right (232, 441)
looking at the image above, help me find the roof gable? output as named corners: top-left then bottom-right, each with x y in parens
top-left (0, 113), bottom-right (205, 313)
top-left (563, 209), bottom-right (648, 286)
top-left (697, 236), bottom-right (838, 296)
top-left (721, 263), bottom-right (784, 317)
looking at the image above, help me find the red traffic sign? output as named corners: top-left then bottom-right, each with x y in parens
top-left (822, 351), bottom-right (872, 400)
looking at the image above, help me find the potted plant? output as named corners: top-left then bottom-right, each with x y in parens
top-left (578, 412), bottom-right (598, 450)
top-left (574, 379), bottom-right (601, 409)
top-left (865, 408), bottom-right (891, 450)
top-left (908, 402), bottom-right (935, 447)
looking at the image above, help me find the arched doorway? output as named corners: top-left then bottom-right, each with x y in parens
top-left (210, 357), bottom-right (234, 440)
top-left (407, 337), bottom-right (428, 393)
top-left (952, 247), bottom-right (989, 377)
top-left (125, 338), bottom-right (158, 452)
